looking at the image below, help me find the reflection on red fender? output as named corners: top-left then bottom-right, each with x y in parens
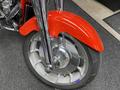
top-left (19, 11), bottom-right (104, 52)
top-left (19, 17), bottom-right (39, 36)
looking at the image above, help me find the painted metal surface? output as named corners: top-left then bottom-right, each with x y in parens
top-left (19, 17), bottom-right (39, 35)
top-left (19, 11), bottom-right (104, 52)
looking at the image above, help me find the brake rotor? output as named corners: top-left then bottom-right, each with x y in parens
top-left (51, 45), bottom-right (80, 75)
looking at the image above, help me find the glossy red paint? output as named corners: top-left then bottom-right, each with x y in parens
top-left (19, 11), bottom-right (104, 52)
top-left (19, 17), bottom-right (39, 36)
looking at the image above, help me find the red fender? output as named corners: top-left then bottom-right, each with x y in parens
top-left (19, 11), bottom-right (104, 52)
top-left (19, 17), bottom-right (39, 35)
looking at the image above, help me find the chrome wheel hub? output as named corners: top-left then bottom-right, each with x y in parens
top-left (53, 46), bottom-right (70, 69)
top-left (29, 33), bottom-right (89, 85)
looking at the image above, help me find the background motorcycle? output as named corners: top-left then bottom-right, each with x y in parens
top-left (0, 0), bottom-right (104, 89)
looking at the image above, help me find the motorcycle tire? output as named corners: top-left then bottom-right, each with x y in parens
top-left (23, 32), bottom-right (101, 90)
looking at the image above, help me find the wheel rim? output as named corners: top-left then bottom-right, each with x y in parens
top-left (28, 33), bottom-right (89, 85)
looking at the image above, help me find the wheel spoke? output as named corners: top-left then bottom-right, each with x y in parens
top-left (30, 38), bottom-right (38, 42)
top-left (77, 66), bottom-right (82, 78)
top-left (69, 73), bottom-right (73, 83)
top-left (34, 59), bottom-right (42, 66)
top-left (30, 48), bottom-right (39, 53)
top-left (69, 52), bottom-right (81, 66)
top-left (56, 74), bottom-right (61, 83)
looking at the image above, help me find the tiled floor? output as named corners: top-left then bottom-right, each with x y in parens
top-left (73, 0), bottom-right (120, 41)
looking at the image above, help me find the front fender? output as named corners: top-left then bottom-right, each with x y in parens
top-left (19, 11), bottom-right (104, 52)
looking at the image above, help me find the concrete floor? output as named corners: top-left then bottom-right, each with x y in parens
top-left (0, 1), bottom-right (120, 90)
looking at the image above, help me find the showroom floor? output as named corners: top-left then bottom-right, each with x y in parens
top-left (0, 1), bottom-right (120, 90)
top-left (74, 0), bottom-right (120, 41)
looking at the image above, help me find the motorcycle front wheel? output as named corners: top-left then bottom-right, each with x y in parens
top-left (23, 32), bottom-right (101, 90)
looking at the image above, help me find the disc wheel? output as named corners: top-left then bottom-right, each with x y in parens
top-left (23, 32), bottom-right (101, 90)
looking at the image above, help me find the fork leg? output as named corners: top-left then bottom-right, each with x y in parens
top-left (54, 0), bottom-right (64, 11)
top-left (31, 0), bottom-right (53, 68)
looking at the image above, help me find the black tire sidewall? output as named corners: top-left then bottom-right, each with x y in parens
top-left (23, 32), bottom-right (101, 90)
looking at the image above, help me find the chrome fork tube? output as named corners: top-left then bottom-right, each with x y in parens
top-left (54, 0), bottom-right (64, 11)
top-left (31, 0), bottom-right (53, 67)
top-left (60, 0), bottom-right (64, 11)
